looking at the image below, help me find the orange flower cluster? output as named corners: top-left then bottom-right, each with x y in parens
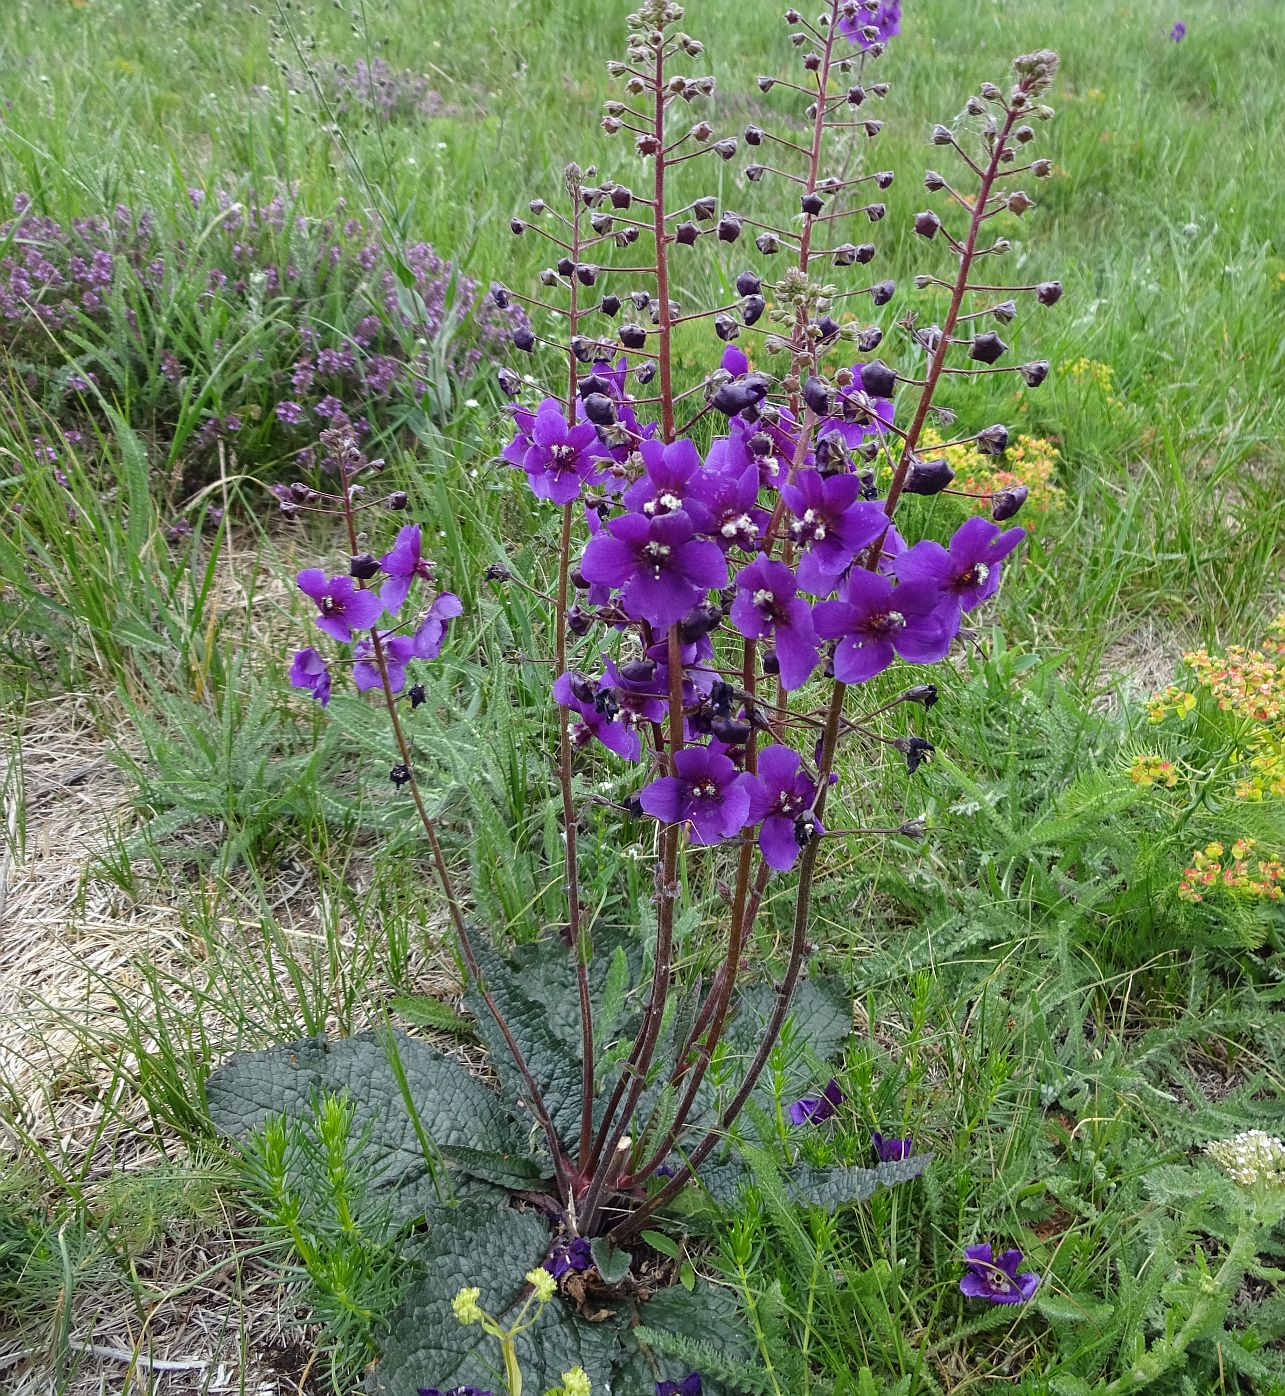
top-left (1128, 754), bottom-right (1178, 787)
top-left (1178, 840), bottom-right (1284, 904)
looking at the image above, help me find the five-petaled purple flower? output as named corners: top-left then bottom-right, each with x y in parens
top-left (297, 568), bottom-right (385, 641)
top-left (510, 398), bottom-right (607, 504)
top-left (744, 744), bottom-right (823, 871)
top-left (788, 1078), bottom-right (844, 1125)
top-left (960, 1243), bottom-right (1040, 1305)
top-left (731, 556), bottom-right (819, 691)
top-left (412, 592), bottom-right (463, 660)
top-left (892, 516), bottom-right (1025, 622)
top-left (353, 632), bottom-right (417, 693)
top-left (657, 1378), bottom-right (702, 1396)
top-left (379, 523), bottom-right (434, 611)
top-left (1169, 20), bottom-right (1186, 41)
top-left (640, 746), bottom-right (750, 845)
top-left (581, 510), bottom-right (727, 629)
top-left (839, 0), bottom-right (900, 48)
top-left (813, 569), bottom-right (954, 684)
top-left (872, 1131), bottom-right (913, 1162)
top-left (289, 647), bottom-right (332, 706)
top-left (780, 470), bottom-right (887, 596)
top-left (545, 1235), bottom-right (593, 1279)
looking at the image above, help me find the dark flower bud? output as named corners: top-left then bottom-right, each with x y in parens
top-left (1020, 359), bottom-right (1050, 387)
top-left (635, 361), bottom-right (657, 385)
top-left (992, 299), bottom-right (1018, 325)
top-left (713, 139), bottom-right (738, 161)
top-left (969, 331), bottom-right (1008, 364)
top-left (1036, 280), bottom-right (1063, 306)
top-left (748, 431), bottom-right (774, 457)
top-left (714, 314), bottom-right (741, 342)
top-left (388, 491), bottom-right (409, 510)
top-left (349, 552), bottom-right (379, 580)
top-left (965, 95), bottom-right (986, 116)
top-left (679, 603), bottom-right (724, 646)
top-left (757, 75), bottom-right (776, 92)
top-left (815, 315), bottom-right (841, 344)
top-left (491, 284), bottom-right (511, 308)
top-left (857, 468), bottom-right (878, 499)
top-left (1015, 123), bottom-right (1035, 143)
top-left (690, 120), bottom-right (713, 141)
top-left (711, 716), bottom-right (752, 744)
top-left (408, 684), bottom-right (427, 709)
top-left (636, 134), bottom-right (660, 156)
top-left (566, 672), bottom-right (595, 704)
top-left (570, 569), bottom-right (589, 589)
top-left (801, 192), bottom-right (825, 216)
top-left (289, 480), bottom-right (312, 501)
top-left (498, 367), bottom-right (522, 396)
top-left (980, 81), bottom-right (1003, 100)
top-left (896, 735), bottom-right (935, 774)
top-left (904, 457), bottom-right (955, 495)
top-left (744, 124), bottom-right (764, 145)
top-left (569, 335), bottom-right (597, 363)
top-left (976, 423), bottom-right (1010, 455)
top-left (567, 606), bottom-right (592, 637)
top-left (803, 51), bottom-right (821, 71)
top-left (675, 221), bottom-right (700, 245)
top-left (761, 647), bottom-right (779, 676)
top-left (918, 324), bottom-right (943, 353)
top-left (610, 184), bottom-right (633, 208)
top-left (529, 198), bottom-right (547, 215)
top-left (619, 323), bottom-right (648, 349)
top-left (992, 484), bottom-right (1028, 520)
top-left (865, 202), bottom-right (887, 221)
top-left (557, 256), bottom-right (575, 277)
top-left (870, 279), bottom-right (896, 306)
top-left (512, 326), bottom-right (536, 353)
top-left (709, 680), bottom-right (736, 716)
top-left (389, 763), bottom-right (412, 787)
top-left (903, 683), bottom-right (939, 708)
top-left (1031, 158), bottom-right (1054, 177)
top-left (623, 792), bottom-right (645, 819)
top-left (575, 264), bottom-right (600, 286)
top-left (802, 375), bottom-right (833, 416)
top-left (717, 213), bottom-right (743, 243)
top-left (736, 270), bottom-right (762, 297)
top-left (785, 7), bottom-right (801, 20)
top-left (693, 196), bottom-right (718, 221)
top-left (583, 393), bottom-right (617, 425)
top-left (914, 209), bottom-right (942, 239)
top-left (745, 164), bottom-right (767, 183)
top-left (617, 658), bottom-right (656, 685)
top-left (741, 294), bottom-right (765, 325)
top-left (578, 374), bottom-right (610, 398)
top-left (931, 123), bottom-right (953, 145)
top-left (711, 374), bottom-right (770, 416)
top-left (590, 211), bottom-right (613, 234)
top-left (600, 293), bottom-right (622, 316)
top-left (1006, 191), bottom-right (1035, 216)
top-left (755, 232), bottom-right (782, 254)
top-left (484, 562), bottom-right (512, 582)
top-left (862, 119), bottom-right (884, 138)
top-left (540, 267), bottom-right (559, 286)
top-left (857, 325), bottom-right (884, 353)
top-left (510, 217), bottom-right (526, 235)
top-left (831, 243), bottom-right (855, 266)
top-left (924, 170), bottom-right (946, 192)
top-left (630, 290), bottom-right (652, 310)
top-left (860, 359), bottom-right (897, 397)
top-left (898, 817), bottom-right (927, 840)
top-left (875, 170), bottom-right (895, 189)
top-left (847, 84), bottom-right (866, 105)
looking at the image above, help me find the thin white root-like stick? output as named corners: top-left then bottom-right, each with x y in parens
top-left (67, 1339), bottom-right (209, 1373)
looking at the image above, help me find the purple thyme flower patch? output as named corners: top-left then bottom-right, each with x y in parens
top-left (892, 516), bottom-right (1025, 621)
top-left (960, 1243), bottom-right (1040, 1304)
top-left (872, 1131), bottom-right (913, 1162)
top-left (581, 510), bottom-right (727, 629)
top-left (730, 555), bottom-right (819, 691)
top-left (296, 568), bottom-right (385, 642)
top-left (289, 647), bottom-right (332, 706)
top-left (813, 569), bottom-right (954, 683)
top-left (788, 1078), bottom-right (844, 1125)
top-left (744, 744), bottom-right (823, 871)
top-left (639, 745), bottom-right (751, 845)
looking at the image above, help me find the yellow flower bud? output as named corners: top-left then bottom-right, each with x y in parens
top-left (452, 1286), bottom-right (483, 1326)
top-left (526, 1267), bottom-right (557, 1304)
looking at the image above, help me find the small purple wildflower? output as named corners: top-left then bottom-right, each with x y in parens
top-left (780, 470), bottom-right (887, 596)
top-left (411, 592), bottom-right (463, 659)
top-left (296, 569), bottom-right (385, 642)
top-left (872, 1131), bottom-right (913, 1162)
top-left (813, 569), bottom-right (954, 683)
top-left (275, 399), bottom-right (305, 425)
top-left (639, 746), bottom-right (751, 845)
top-left (788, 1079), bottom-right (843, 1126)
top-left (516, 399), bottom-right (608, 504)
top-left (891, 516), bottom-right (1025, 621)
top-left (544, 1236), bottom-right (593, 1279)
top-left (839, 0), bottom-right (900, 48)
top-left (730, 555), bottom-right (819, 691)
top-left (353, 632), bottom-right (417, 693)
top-left (657, 1378), bottom-right (702, 1396)
top-left (743, 744), bottom-right (823, 871)
top-left (581, 510), bottom-right (727, 629)
top-left (960, 1243), bottom-right (1040, 1304)
top-left (289, 647), bottom-right (332, 706)
top-left (1169, 20), bottom-right (1186, 40)
top-left (379, 523), bottom-right (434, 611)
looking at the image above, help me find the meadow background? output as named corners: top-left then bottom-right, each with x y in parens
top-left (0, 0), bottom-right (1283, 1392)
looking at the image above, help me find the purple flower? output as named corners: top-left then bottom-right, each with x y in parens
top-left (639, 746), bottom-right (751, 845)
top-left (353, 633), bottom-right (417, 693)
top-left (730, 556), bottom-right (819, 691)
top-left (960, 1244), bottom-right (1040, 1305)
top-left (780, 470), bottom-right (887, 595)
top-left (544, 1236), bottom-right (593, 1279)
top-left (690, 438), bottom-right (767, 552)
top-left (516, 399), bottom-right (607, 504)
top-left (379, 523), bottom-right (434, 611)
top-left (623, 437), bottom-right (708, 524)
top-left (891, 516), bottom-right (1025, 620)
top-left (289, 648), bottom-right (332, 706)
top-left (581, 510), bottom-right (727, 629)
top-left (818, 364), bottom-right (896, 448)
top-left (1170, 20), bottom-right (1186, 40)
top-left (412, 592), bottom-right (462, 659)
top-left (872, 1131), bottom-right (913, 1162)
top-left (744, 744), bottom-right (823, 871)
top-left (788, 1079), bottom-right (843, 1125)
top-left (839, 0), bottom-right (900, 48)
top-left (296, 569), bottom-right (385, 642)
top-left (657, 1379), bottom-right (702, 1396)
top-left (275, 399), bottom-right (305, 425)
top-left (813, 570), bottom-right (953, 683)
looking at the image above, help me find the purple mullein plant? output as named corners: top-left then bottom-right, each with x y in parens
top-left (279, 0), bottom-right (1065, 1272)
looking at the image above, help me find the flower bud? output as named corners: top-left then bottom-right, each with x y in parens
top-left (498, 367), bottom-right (522, 397)
top-left (991, 484), bottom-right (1028, 520)
top-left (717, 213), bottom-right (743, 243)
top-left (389, 763), bottom-right (412, 787)
top-left (856, 325), bottom-right (883, 353)
top-left (349, 552), bottom-right (379, 579)
top-left (491, 284), bottom-right (510, 308)
top-left (931, 123), bottom-right (953, 145)
top-left (757, 75), bottom-right (776, 91)
top-left (870, 279), bottom-right (896, 306)
top-left (969, 331), bottom-right (1008, 364)
top-left (741, 294), bottom-right (765, 325)
top-left (875, 170), bottom-right (895, 189)
top-left (634, 360), bottom-right (657, 385)
top-left (976, 423), bottom-right (1009, 455)
top-left (980, 81), bottom-right (1002, 100)
top-left (896, 736), bottom-right (935, 774)
top-left (903, 683), bottom-right (938, 708)
top-left (803, 51), bottom-right (821, 71)
top-left (745, 164), bottom-right (767, 183)
top-left (619, 323), bottom-right (648, 349)
top-left (714, 314), bottom-right (741, 342)
top-left (1031, 158), bottom-right (1053, 177)
top-left (860, 359), bottom-right (897, 397)
top-left (1020, 360), bottom-right (1050, 387)
top-left (815, 315), bottom-right (841, 344)
top-left (575, 263), bottom-right (600, 286)
top-left (679, 602), bottom-right (724, 643)
top-left (1036, 280), bottom-right (1063, 306)
top-left (583, 393), bottom-right (617, 425)
top-left (744, 124), bottom-right (764, 145)
top-left (617, 658), bottom-right (656, 685)
top-left (904, 457), bottom-right (955, 495)
top-left (914, 209), bottom-right (942, 239)
top-left (484, 563), bottom-right (512, 582)
top-left (924, 170), bottom-right (946, 191)
top-left (510, 217), bottom-right (527, 235)
top-left (388, 491), bottom-right (409, 510)
top-left (991, 299), bottom-right (1017, 324)
top-left (1006, 190), bottom-right (1035, 216)
top-left (675, 220), bottom-right (700, 245)
top-left (1015, 123), bottom-right (1035, 143)
top-left (409, 683), bottom-right (427, 709)
top-left (965, 95), bottom-right (986, 116)
top-left (600, 293), bottom-right (622, 317)
top-left (847, 84), bottom-right (866, 105)
top-left (693, 196), bottom-right (717, 221)
top-left (711, 374), bottom-right (770, 416)
top-left (864, 202), bottom-right (887, 221)
top-left (713, 139), bottom-right (738, 161)
top-left (711, 716), bottom-right (752, 744)
top-left (557, 256), bottom-right (575, 277)
top-left (800, 192), bottom-right (825, 216)
top-left (761, 647), bottom-right (779, 676)
top-left (802, 376), bottom-right (833, 416)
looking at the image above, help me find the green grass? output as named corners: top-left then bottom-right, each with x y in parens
top-left (0, 0), bottom-right (1283, 1391)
